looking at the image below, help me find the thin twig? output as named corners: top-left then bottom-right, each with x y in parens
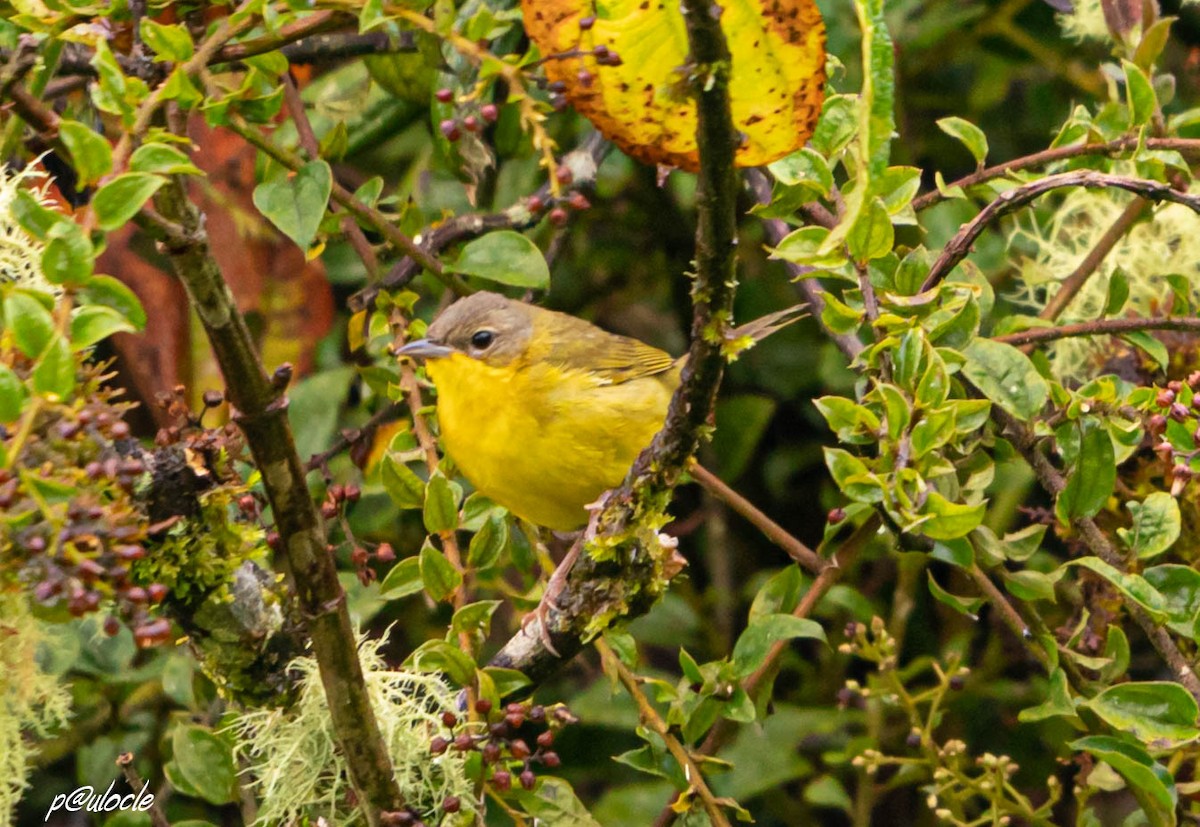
top-left (115, 753), bottom-right (168, 827)
top-left (996, 315), bottom-right (1200, 347)
top-left (596, 639), bottom-right (733, 827)
top-left (920, 172), bottom-right (1200, 291)
top-left (689, 462), bottom-right (823, 574)
top-left (912, 137), bottom-right (1200, 211)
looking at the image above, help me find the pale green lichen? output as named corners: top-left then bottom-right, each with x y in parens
top-left (1007, 183), bottom-right (1200, 381)
top-left (228, 634), bottom-right (474, 825)
top-left (0, 591), bottom-right (72, 827)
top-left (0, 164), bottom-right (55, 293)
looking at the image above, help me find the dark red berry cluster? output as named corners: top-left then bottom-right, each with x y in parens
top-left (1146, 371), bottom-right (1200, 495)
top-left (436, 87), bottom-right (501, 144)
top-left (429, 698), bottom-right (575, 796)
top-left (1, 365), bottom-right (173, 643)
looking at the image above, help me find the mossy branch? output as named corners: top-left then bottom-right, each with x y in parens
top-left (151, 176), bottom-right (404, 824)
top-left (489, 0), bottom-right (741, 684)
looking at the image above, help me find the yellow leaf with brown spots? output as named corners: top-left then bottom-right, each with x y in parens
top-left (523, 0), bottom-right (825, 171)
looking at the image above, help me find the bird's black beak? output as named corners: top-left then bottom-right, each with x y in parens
top-left (397, 338), bottom-right (454, 360)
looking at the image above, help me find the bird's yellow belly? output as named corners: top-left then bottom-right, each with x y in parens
top-left (426, 354), bottom-right (673, 530)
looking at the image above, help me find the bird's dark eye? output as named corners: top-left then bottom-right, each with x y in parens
top-left (471, 330), bottom-right (495, 349)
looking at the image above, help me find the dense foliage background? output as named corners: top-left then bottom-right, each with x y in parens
top-left (6, 0), bottom-right (1200, 825)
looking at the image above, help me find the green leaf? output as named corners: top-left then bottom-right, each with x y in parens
top-left (919, 492), bottom-right (985, 541)
top-left (58, 120), bottom-right (113, 187)
top-left (845, 197), bottom-right (894, 264)
top-left (1123, 60), bottom-right (1157, 127)
top-left (140, 19), bottom-right (194, 62)
top-left (419, 543), bottom-right (461, 602)
top-left (1084, 682), bottom-right (1200, 747)
top-left (381, 455), bottom-right (425, 509)
top-left (407, 639), bottom-right (475, 685)
top-left (1121, 331), bottom-right (1169, 370)
top-left (379, 557), bottom-right (423, 598)
top-left (1071, 736), bottom-right (1177, 827)
top-left (731, 614), bottom-right (825, 678)
top-left (423, 470), bottom-right (460, 533)
top-left (515, 777), bottom-right (604, 827)
top-left (41, 222), bottom-right (94, 285)
top-left (1056, 421), bottom-right (1116, 522)
top-left (170, 726), bottom-right (235, 805)
top-left (926, 571), bottom-right (983, 617)
top-left (1065, 557), bottom-right (1170, 620)
top-left (0, 366), bottom-right (24, 423)
top-left (252, 160), bottom-right (333, 251)
top-left (1003, 569), bottom-right (1060, 602)
top-left (450, 600), bottom-right (501, 638)
top-left (467, 513), bottom-right (508, 570)
top-left (70, 306), bottom-right (136, 351)
top-left (482, 666), bottom-right (532, 699)
top-left (32, 335), bottom-right (74, 400)
top-left (823, 448), bottom-right (882, 503)
top-left (92, 173), bottom-right (166, 231)
top-left (961, 339), bottom-right (1048, 421)
top-left (447, 230), bottom-right (549, 288)
top-left (79, 275), bottom-right (147, 329)
top-left (1143, 565), bottom-right (1200, 639)
top-left (1119, 492), bottom-right (1181, 559)
top-left (130, 143), bottom-right (202, 175)
top-left (936, 116), bottom-right (989, 164)
top-left (1019, 668), bottom-right (1077, 723)
top-left (4, 290), bottom-right (55, 358)
top-left (1105, 269), bottom-right (1130, 315)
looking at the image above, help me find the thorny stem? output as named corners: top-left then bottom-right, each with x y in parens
top-left (911, 137), bottom-right (1200, 211)
top-left (920, 171), bottom-right (1200, 291)
top-left (596, 639), bottom-right (733, 827)
top-left (995, 315), bottom-right (1200, 347)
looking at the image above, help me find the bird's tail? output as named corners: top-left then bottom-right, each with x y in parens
top-left (728, 304), bottom-right (809, 344)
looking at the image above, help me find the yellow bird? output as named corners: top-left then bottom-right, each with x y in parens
top-left (398, 291), bottom-right (799, 531)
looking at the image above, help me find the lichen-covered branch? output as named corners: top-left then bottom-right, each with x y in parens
top-left (151, 176), bottom-right (404, 824)
top-left (488, 0), bottom-right (741, 684)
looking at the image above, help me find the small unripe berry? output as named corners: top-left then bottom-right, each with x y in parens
top-left (548, 207), bottom-right (569, 227)
top-left (442, 711), bottom-right (458, 728)
top-left (828, 507), bottom-right (846, 524)
top-left (492, 769), bottom-right (511, 791)
top-left (542, 751), bottom-right (561, 767)
top-left (1157, 389), bottom-right (1176, 407)
top-left (579, 14), bottom-right (595, 29)
top-left (475, 698), bottom-right (493, 715)
top-left (453, 733), bottom-right (474, 751)
top-left (481, 103), bottom-right (499, 123)
top-left (442, 796), bottom-right (461, 813)
top-left (436, 88), bottom-right (454, 103)
top-left (577, 69), bottom-right (594, 87)
top-left (510, 739), bottom-right (531, 759)
top-left (376, 543), bottom-right (396, 563)
top-left (430, 736), bottom-right (449, 755)
top-left (463, 115), bottom-right (480, 132)
top-left (440, 119), bottom-right (461, 142)
top-left (520, 770), bottom-right (536, 790)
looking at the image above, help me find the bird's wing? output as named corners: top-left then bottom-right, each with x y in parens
top-left (542, 317), bottom-right (677, 385)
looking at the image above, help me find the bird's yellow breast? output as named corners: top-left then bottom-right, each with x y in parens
top-left (425, 352), bottom-right (676, 530)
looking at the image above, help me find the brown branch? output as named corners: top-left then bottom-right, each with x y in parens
top-left (152, 175), bottom-right (403, 822)
top-left (912, 137), bottom-right (1200, 211)
top-left (996, 315), bottom-right (1200, 347)
top-left (993, 406), bottom-right (1200, 700)
top-left (487, 0), bottom-right (740, 685)
top-left (116, 753), bottom-right (169, 827)
top-left (596, 640), bottom-right (733, 827)
top-left (689, 462), bottom-right (824, 574)
top-left (920, 172), bottom-right (1200, 292)
top-left (210, 10), bottom-right (349, 64)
